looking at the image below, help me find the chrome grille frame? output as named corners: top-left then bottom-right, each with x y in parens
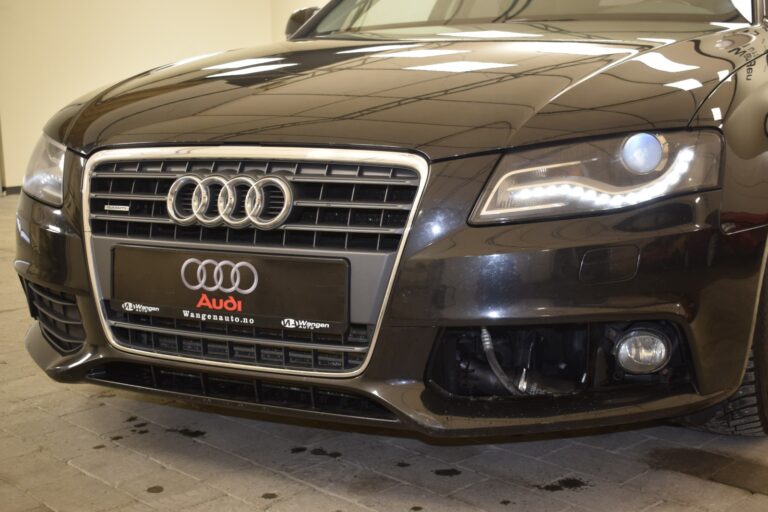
top-left (83, 146), bottom-right (429, 378)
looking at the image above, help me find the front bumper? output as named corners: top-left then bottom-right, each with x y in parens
top-left (15, 151), bottom-right (768, 438)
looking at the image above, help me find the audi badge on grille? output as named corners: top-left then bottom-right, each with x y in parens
top-left (167, 175), bottom-right (293, 230)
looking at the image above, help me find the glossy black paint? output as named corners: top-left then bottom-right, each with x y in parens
top-left (17, 14), bottom-right (768, 436)
top-left (44, 21), bottom-right (766, 160)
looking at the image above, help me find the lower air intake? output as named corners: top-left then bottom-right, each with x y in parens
top-left (25, 281), bottom-right (86, 354)
top-left (86, 362), bottom-right (398, 421)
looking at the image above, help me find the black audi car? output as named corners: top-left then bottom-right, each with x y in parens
top-left (16, 0), bottom-right (768, 437)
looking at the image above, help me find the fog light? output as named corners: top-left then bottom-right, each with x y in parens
top-left (614, 330), bottom-right (670, 374)
top-left (621, 133), bottom-right (667, 175)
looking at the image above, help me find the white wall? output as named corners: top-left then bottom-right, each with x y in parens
top-left (0, 0), bottom-right (309, 189)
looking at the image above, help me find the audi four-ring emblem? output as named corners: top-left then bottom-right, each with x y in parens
top-left (181, 258), bottom-right (259, 294)
top-left (167, 174), bottom-right (293, 230)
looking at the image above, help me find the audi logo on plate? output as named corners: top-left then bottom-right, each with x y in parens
top-left (167, 174), bottom-right (293, 230)
top-left (181, 258), bottom-right (259, 294)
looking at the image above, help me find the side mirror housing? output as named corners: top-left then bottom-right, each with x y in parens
top-left (285, 7), bottom-right (320, 38)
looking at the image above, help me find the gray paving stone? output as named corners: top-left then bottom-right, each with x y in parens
top-left (0, 433), bottom-right (40, 461)
top-left (643, 501), bottom-right (703, 512)
top-left (69, 446), bottom-right (168, 486)
top-left (2, 375), bottom-right (60, 402)
top-left (542, 444), bottom-right (651, 484)
top-left (285, 433), bottom-right (417, 469)
top-left (109, 503), bottom-right (158, 512)
top-left (358, 483), bottom-right (483, 512)
top-left (117, 466), bottom-right (221, 508)
top-left (235, 432), bottom-right (346, 473)
top-left (705, 435), bottom-right (768, 464)
top-left (0, 407), bottom-right (60, 437)
top-left (451, 478), bottom-right (571, 512)
top-left (26, 388), bottom-right (103, 416)
top-left (622, 468), bottom-right (750, 511)
top-left (28, 422), bottom-right (111, 462)
top-left (386, 437), bottom-right (490, 464)
top-left (63, 404), bottom-right (145, 435)
top-left (644, 426), bottom-right (720, 448)
top-left (0, 451), bottom-right (82, 488)
top-left (131, 401), bottom-right (216, 427)
top-left (244, 420), bottom-right (345, 445)
top-left (0, 481), bottom-right (47, 512)
top-left (148, 439), bottom-right (252, 480)
top-left (179, 415), bottom-right (268, 452)
top-left (459, 451), bottom-right (570, 489)
top-left (26, 471), bottom-right (135, 512)
top-left (723, 494), bottom-right (768, 512)
top-left (182, 495), bottom-right (265, 512)
top-left (492, 438), bottom-right (573, 459)
top-left (535, 475), bottom-right (659, 512)
top-left (571, 429), bottom-right (653, 453)
top-left (370, 454), bottom-right (487, 496)
top-left (292, 458), bottom-right (402, 496)
top-left (207, 464), bottom-right (308, 505)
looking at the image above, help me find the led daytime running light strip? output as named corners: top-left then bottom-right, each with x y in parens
top-left (481, 147), bottom-right (696, 216)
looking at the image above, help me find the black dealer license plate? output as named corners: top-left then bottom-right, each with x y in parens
top-left (111, 246), bottom-right (349, 334)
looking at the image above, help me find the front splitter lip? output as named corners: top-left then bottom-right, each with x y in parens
top-left (26, 320), bottom-right (731, 439)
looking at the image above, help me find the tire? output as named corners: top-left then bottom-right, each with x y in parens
top-left (699, 271), bottom-right (768, 436)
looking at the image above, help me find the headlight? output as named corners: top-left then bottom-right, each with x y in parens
top-left (22, 134), bottom-right (67, 207)
top-left (470, 131), bottom-right (721, 224)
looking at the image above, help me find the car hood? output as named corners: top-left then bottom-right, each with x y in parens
top-left (53, 20), bottom-right (758, 161)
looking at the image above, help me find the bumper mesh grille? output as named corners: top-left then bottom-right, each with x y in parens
top-left (25, 282), bottom-right (86, 353)
top-left (107, 308), bottom-right (371, 373)
top-left (87, 362), bottom-right (398, 421)
top-left (88, 159), bottom-right (419, 252)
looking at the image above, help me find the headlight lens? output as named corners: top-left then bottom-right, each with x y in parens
top-left (22, 134), bottom-right (67, 207)
top-left (470, 131), bottom-right (721, 224)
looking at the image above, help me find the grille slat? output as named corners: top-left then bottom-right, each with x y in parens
top-left (108, 319), bottom-right (368, 353)
top-left (91, 193), bottom-right (165, 202)
top-left (87, 362), bottom-right (398, 421)
top-left (284, 224), bottom-right (404, 235)
top-left (293, 200), bottom-right (411, 210)
top-left (107, 309), bottom-right (371, 373)
top-left (89, 159), bottom-right (419, 253)
top-left (25, 282), bottom-right (86, 354)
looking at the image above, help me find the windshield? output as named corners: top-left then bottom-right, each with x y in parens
top-left (312, 0), bottom-right (752, 36)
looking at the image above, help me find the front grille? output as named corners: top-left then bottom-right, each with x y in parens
top-left (87, 362), bottom-right (398, 421)
top-left (85, 149), bottom-right (426, 377)
top-left (107, 308), bottom-right (371, 373)
top-left (88, 159), bottom-right (419, 252)
top-left (25, 281), bottom-right (86, 353)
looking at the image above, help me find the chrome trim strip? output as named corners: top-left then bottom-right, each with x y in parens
top-left (83, 146), bottom-right (429, 378)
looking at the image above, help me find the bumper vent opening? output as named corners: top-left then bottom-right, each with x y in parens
top-left (428, 322), bottom-right (692, 400)
top-left (106, 308), bottom-right (372, 373)
top-left (87, 362), bottom-right (398, 421)
top-left (24, 281), bottom-right (86, 354)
